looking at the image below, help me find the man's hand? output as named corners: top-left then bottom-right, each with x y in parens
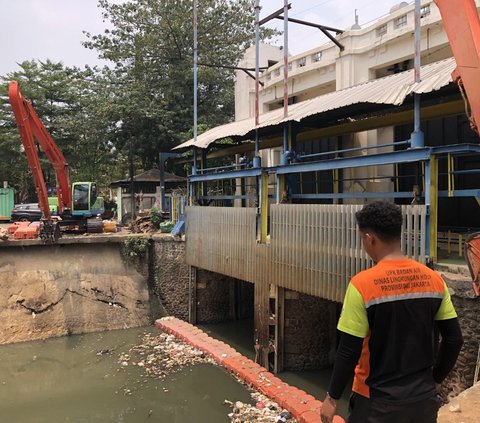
top-left (320, 393), bottom-right (338, 423)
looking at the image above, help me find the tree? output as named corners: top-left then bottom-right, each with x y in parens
top-left (83, 0), bottom-right (276, 170)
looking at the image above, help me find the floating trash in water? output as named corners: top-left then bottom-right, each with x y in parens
top-left (117, 332), bottom-right (214, 380)
top-left (225, 392), bottom-right (298, 423)
top-left (118, 330), bottom-right (297, 422)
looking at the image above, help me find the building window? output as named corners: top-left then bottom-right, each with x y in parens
top-left (297, 57), bottom-right (306, 67)
top-left (394, 15), bottom-right (407, 28)
top-left (266, 73), bottom-right (271, 81)
top-left (312, 51), bottom-right (322, 62)
top-left (376, 24), bottom-right (387, 36)
top-left (273, 68), bottom-right (280, 77)
top-left (288, 62), bottom-right (292, 71)
top-left (420, 5), bottom-right (430, 18)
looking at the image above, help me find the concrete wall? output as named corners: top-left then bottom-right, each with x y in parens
top-left (235, 43), bottom-right (283, 121)
top-left (284, 291), bottom-right (339, 371)
top-left (151, 237), bottom-right (254, 324)
top-left (151, 237), bottom-right (190, 320)
top-left (441, 274), bottom-right (480, 401)
top-left (0, 242), bottom-right (150, 344)
top-left (197, 270), bottom-right (232, 323)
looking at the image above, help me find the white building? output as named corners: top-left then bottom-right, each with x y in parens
top-left (236, 1), bottom-right (454, 117)
top-left (234, 0), bottom-right (473, 195)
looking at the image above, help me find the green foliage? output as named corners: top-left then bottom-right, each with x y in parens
top-left (83, 0), bottom-right (277, 169)
top-left (0, 1), bottom-right (278, 202)
top-left (122, 236), bottom-right (150, 259)
top-left (149, 207), bottom-right (162, 229)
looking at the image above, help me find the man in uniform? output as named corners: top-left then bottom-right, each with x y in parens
top-left (320, 201), bottom-right (463, 423)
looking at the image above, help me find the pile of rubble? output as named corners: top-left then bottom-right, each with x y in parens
top-left (118, 332), bottom-right (214, 378)
top-left (225, 392), bottom-right (298, 423)
top-left (128, 215), bottom-right (157, 234)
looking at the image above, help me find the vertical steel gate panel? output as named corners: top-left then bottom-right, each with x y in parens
top-left (186, 205), bottom-right (427, 302)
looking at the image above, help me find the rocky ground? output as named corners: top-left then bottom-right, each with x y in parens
top-left (438, 382), bottom-right (480, 423)
top-left (118, 331), bottom-right (298, 422)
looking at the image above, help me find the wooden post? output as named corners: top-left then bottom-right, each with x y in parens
top-left (229, 279), bottom-right (237, 320)
top-left (274, 285), bottom-right (285, 373)
top-left (254, 281), bottom-right (270, 368)
top-left (188, 266), bottom-right (197, 324)
top-left (328, 302), bottom-right (339, 364)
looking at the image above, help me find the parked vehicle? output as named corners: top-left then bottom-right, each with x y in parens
top-left (10, 203), bottom-right (42, 222)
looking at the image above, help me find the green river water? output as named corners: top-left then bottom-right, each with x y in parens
top-left (0, 321), bottom-right (349, 422)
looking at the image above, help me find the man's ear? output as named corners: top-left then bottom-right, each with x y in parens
top-left (365, 232), bottom-right (379, 249)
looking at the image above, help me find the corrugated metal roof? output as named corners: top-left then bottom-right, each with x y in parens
top-left (174, 57), bottom-right (456, 150)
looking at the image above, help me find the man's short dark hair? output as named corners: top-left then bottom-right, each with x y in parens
top-left (355, 201), bottom-right (403, 242)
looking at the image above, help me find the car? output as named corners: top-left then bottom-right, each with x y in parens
top-left (10, 203), bottom-right (43, 222)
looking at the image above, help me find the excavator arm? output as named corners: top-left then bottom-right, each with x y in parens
top-left (8, 81), bottom-right (72, 214)
top-left (434, 0), bottom-right (480, 136)
top-left (434, 1), bottom-right (480, 295)
top-left (9, 81), bottom-right (52, 219)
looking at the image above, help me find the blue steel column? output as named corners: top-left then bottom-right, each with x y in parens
top-left (411, 0), bottom-right (424, 148)
top-left (192, 0), bottom-right (199, 176)
top-left (280, 0), bottom-right (290, 166)
top-left (253, 0), bottom-right (261, 168)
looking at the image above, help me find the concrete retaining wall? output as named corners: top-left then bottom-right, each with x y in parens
top-left (0, 242), bottom-right (150, 344)
top-left (151, 237), bottom-right (190, 320)
top-left (284, 292), bottom-right (339, 370)
top-left (441, 273), bottom-right (480, 401)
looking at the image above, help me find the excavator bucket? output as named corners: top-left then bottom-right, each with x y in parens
top-left (464, 232), bottom-right (480, 296)
top-left (39, 220), bottom-right (61, 243)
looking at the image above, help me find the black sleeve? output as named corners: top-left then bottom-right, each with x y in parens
top-left (327, 331), bottom-right (364, 400)
top-left (433, 318), bottom-right (464, 384)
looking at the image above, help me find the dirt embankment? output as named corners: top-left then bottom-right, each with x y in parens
top-left (0, 242), bottom-right (150, 344)
top-left (438, 382), bottom-right (480, 423)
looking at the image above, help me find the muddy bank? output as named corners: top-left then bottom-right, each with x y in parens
top-left (0, 243), bottom-right (150, 344)
top-left (438, 381), bottom-right (480, 423)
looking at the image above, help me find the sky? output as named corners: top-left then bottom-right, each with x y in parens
top-left (0, 0), bottom-right (412, 76)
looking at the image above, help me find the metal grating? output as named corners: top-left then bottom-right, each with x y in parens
top-left (185, 204), bottom-right (427, 302)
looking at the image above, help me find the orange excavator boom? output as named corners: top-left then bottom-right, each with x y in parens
top-left (434, 0), bottom-right (480, 136)
top-left (8, 81), bottom-right (72, 215)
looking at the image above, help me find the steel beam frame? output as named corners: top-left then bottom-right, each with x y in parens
top-left (189, 167), bottom-right (263, 182)
top-left (290, 191), bottom-right (415, 200)
top-left (276, 148), bottom-right (432, 174)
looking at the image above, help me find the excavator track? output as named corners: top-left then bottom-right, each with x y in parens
top-left (86, 218), bottom-right (104, 234)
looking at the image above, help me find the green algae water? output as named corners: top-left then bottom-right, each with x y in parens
top-left (0, 326), bottom-right (252, 423)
